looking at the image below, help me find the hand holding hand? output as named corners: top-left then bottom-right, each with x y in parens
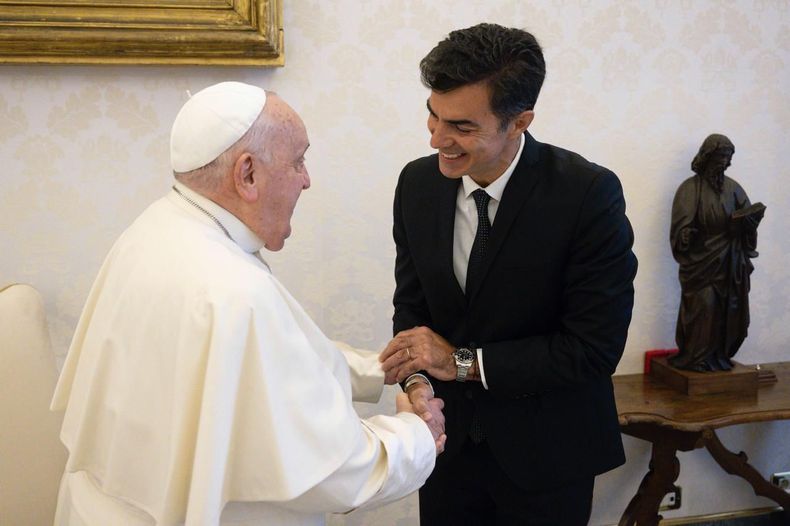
top-left (380, 326), bottom-right (456, 383)
top-left (405, 382), bottom-right (445, 430)
top-left (396, 383), bottom-right (446, 455)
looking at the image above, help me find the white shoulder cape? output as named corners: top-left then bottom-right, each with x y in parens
top-left (52, 193), bottom-right (434, 525)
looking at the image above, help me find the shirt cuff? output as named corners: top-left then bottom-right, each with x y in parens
top-left (403, 373), bottom-right (434, 397)
top-left (476, 348), bottom-right (488, 390)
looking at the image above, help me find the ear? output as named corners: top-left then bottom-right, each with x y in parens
top-left (507, 110), bottom-right (535, 139)
top-left (232, 152), bottom-right (258, 203)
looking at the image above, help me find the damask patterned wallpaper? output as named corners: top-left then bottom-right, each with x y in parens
top-left (1, 1), bottom-right (788, 523)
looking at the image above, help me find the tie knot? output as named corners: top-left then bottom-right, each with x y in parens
top-left (472, 189), bottom-right (490, 210)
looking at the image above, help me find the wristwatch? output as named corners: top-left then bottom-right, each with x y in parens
top-left (452, 347), bottom-right (475, 382)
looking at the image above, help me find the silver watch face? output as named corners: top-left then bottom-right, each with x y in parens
top-left (454, 347), bottom-right (475, 365)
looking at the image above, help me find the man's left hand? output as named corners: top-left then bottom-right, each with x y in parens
top-left (380, 326), bottom-right (456, 383)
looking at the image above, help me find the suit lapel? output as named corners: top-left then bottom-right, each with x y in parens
top-left (434, 175), bottom-right (467, 306)
top-left (436, 177), bottom-right (458, 269)
top-left (466, 132), bottom-right (542, 303)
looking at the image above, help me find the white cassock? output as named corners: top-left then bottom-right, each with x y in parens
top-left (51, 183), bottom-right (435, 526)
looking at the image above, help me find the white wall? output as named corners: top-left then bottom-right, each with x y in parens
top-left (2, 1), bottom-right (789, 524)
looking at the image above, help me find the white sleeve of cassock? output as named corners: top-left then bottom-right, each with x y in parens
top-left (333, 341), bottom-right (385, 403)
top-left (278, 412), bottom-right (435, 514)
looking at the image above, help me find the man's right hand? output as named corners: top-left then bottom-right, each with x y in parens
top-left (395, 386), bottom-right (446, 455)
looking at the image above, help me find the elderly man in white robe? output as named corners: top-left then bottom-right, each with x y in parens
top-left (51, 82), bottom-right (446, 526)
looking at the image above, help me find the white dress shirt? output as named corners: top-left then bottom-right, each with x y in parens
top-left (452, 134), bottom-right (525, 389)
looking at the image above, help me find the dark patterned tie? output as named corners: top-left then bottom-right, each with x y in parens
top-left (466, 189), bottom-right (491, 294)
top-left (467, 189), bottom-right (490, 443)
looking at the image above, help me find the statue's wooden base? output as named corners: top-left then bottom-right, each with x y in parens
top-left (649, 357), bottom-right (770, 395)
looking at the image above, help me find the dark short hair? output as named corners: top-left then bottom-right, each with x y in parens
top-left (420, 23), bottom-right (546, 129)
top-left (691, 133), bottom-right (735, 174)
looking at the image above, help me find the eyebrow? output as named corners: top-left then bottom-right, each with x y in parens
top-left (426, 99), bottom-right (478, 128)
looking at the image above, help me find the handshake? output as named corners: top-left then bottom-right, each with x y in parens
top-left (379, 326), bottom-right (459, 456)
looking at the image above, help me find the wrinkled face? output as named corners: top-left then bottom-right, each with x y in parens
top-left (427, 82), bottom-right (520, 186)
top-left (253, 102), bottom-right (311, 251)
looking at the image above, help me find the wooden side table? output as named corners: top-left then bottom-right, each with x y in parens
top-left (613, 361), bottom-right (790, 526)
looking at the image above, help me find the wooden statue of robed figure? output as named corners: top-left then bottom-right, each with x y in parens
top-left (669, 134), bottom-right (765, 372)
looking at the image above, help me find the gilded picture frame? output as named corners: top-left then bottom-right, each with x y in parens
top-left (0, 0), bottom-right (283, 66)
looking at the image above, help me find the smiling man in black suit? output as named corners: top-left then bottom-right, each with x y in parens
top-left (380, 23), bottom-right (638, 525)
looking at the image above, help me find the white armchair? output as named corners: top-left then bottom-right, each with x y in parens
top-left (0, 283), bottom-right (68, 526)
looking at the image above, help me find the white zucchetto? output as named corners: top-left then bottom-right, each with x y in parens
top-left (170, 81), bottom-right (267, 173)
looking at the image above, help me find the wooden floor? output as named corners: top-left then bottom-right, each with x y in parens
top-left (662, 510), bottom-right (787, 525)
top-left (684, 513), bottom-right (788, 526)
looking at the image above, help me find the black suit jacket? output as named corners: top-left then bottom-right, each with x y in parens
top-left (392, 132), bottom-right (637, 490)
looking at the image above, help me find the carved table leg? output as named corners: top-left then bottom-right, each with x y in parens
top-left (703, 429), bottom-right (790, 517)
top-left (618, 441), bottom-right (680, 526)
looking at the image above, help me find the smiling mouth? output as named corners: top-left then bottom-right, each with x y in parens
top-left (440, 152), bottom-right (465, 160)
